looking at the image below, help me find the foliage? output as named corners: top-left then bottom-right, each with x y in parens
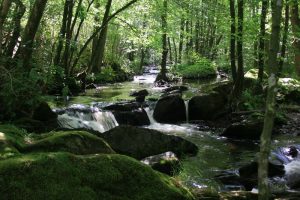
top-left (175, 56), bottom-right (216, 79)
top-left (240, 89), bottom-right (265, 111)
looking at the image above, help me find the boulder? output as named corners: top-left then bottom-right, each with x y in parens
top-left (113, 108), bottom-right (150, 126)
top-left (33, 102), bottom-right (57, 121)
top-left (103, 102), bottom-right (141, 112)
top-left (141, 151), bottom-right (181, 176)
top-left (153, 95), bottom-right (186, 123)
top-left (221, 120), bottom-right (264, 140)
top-left (188, 92), bottom-right (227, 121)
top-left (163, 86), bottom-right (188, 93)
top-left (130, 89), bottom-right (149, 97)
top-left (25, 131), bottom-right (115, 155)
top-left (0, 152), bottom-right (193, 200)
top-left (101, 126), bottom-right (198, 159)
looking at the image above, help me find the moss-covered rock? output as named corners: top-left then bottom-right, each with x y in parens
top-left (25, 131), bottom-right (115, 155)
top-left (0, 152), bottom-right (193, 200)
top-left (102, 125), bottom-right (198, 159)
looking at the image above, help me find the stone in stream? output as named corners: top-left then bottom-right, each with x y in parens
top-left (162, 86), bottom-right (188, 94)
top-left (153, 95), bottom-right (186, 124)
top-left (141, 151), bottom-right (181, 176)
top-left (188, 92), bottom-right (227, 121)
top-left (0, 152), bottom-right (193, 200)
top-left (220, 120), bottom-right (264, 140)
top-left (33, 102), bottom-right (58, 121)
top-left (130, 89), bottom-right (149, 103)
top-left (101, 125), bottom-right (198, 160)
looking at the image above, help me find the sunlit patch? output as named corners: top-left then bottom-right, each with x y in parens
top-left (0, 132), bottom-right (6, 141)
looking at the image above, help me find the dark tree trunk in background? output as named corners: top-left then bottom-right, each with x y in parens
top-left (5, 0), bottom-right (26, 58)
top-left (258, 0), bottom-right (269, 83)
top-left (18, 0), bottom-right (48, 70)
top-left (279, 3), bottom-right (289, 73)
top-left (89, 0), bottom-right (112, 73)
top-left (230, 0), bottom-right (237, 82)
top-left (290, 0), bottom-right (300, 76)
top-left (0, 0), bottom-right (12, 55)
top-left (178, 18), bottom-right (184, 63)
top-left (157, 0), bottom-right (168, 82)
top-left (231, 0), bottom-right (244, 107)
top-left (168, 37), bottom-right (172, 62)
top-left (258, 1), bottom-right (283, 199)
top-left (172, 37), bottom-right (178, 64)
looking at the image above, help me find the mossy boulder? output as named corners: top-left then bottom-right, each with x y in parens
top-left (0, 152), bottom-right (193, 200)
top-left (153, 95), bottom-right (186, 124)
top-left (101, 125), bottom-right (198, 159)
top-left (25, 131), bottom-right (114, 155)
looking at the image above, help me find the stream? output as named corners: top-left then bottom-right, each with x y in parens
top-left (49, 66), bottom-right (300, 193)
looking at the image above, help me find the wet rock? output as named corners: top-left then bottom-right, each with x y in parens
top-left (130, 89), bottom-right (149, 97)
top-left (153, 95), bottom-right (186, 123)
top-left (101, 125), bottom-right (198, 159)
top-left (33, 102), bottom-right (57, 121)
top-left (189, 92), bottom-right (227, 121)
top-left (25, 130), bottom-right (115, 155)
top-left (103, 102), bottom-right (141, 111)
top-left (163, 86), bottom-right (188, 93)
top-left (113, 108), bottom-right (150, 126)
top-left (0, 152), bottom-right (193, 200)
top-left (141, 151), bottom-right (181, 176)
top-left (14, 117), bottom-right (59, 133)
top-left (220, 120), bottom-right (264, 140)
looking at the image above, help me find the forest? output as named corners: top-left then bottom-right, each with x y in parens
top-left (0, 0), bottom-right (300, 199)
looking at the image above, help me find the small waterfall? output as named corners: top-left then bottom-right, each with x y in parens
top-left (185, 100), bottom-right (189, 123)
top-left (57, 105), bottom-right (118, 133)
top-left (144, 107), bottom-right (156, 125)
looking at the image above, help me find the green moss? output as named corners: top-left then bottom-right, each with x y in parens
top-left (25, 131), bottom-right (115, 155)
top-left (176, 61), bottom-right (216, 79)
top-left (0, 152), bottom-right (193, 200)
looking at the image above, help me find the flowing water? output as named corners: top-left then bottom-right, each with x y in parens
top-left (51, 66), bottom-right (300, 192)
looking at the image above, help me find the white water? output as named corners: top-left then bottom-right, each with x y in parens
top-left (185, 100), bottom-right (189, 123)
top-left (57, 106), bottom-right (118, 133)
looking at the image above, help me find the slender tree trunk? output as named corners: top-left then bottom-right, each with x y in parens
top-left (230, 0), bottom-right (237, 81)
top-left (258, 0), bottom-right (269, 83)
top-left (5, 1), bottom-right (26, 58)
top-left (168, 37), bottom-right (172, 63)
top-left (0, 0), bottom-right (12, 55)
top-left (279, 3), bottom-right (289, 73)
top-left (172, 37), bottom-right (178, 64)
top-left (18, 0), bottom-right (48, 70)
top-left (89, 0), bottom-right (113, 73)
top-left (290, 0), bottom-right (300, 76)
top-left (178, 18), bottom-right (184, 63)
top-left (157, 0), bottom-right (168, 82)
top-left (258, 1), bottom-right (283, 199)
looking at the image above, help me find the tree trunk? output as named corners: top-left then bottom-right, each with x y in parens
top-left (178, 18), bottom-right (184, 63)
top-left (0, 0), bottom-right (13, 55)
top-left (172, 37), bottom-right (178, 64)
top-left (258, 0), bottom-right (269, 83)
top-left (5, 0), bottom-right (26, 58)
top-left (290, 0), bottom-right (300, 76)
top-left (19, 0), bottom-right (48, 70)
top-left (89, 0), bottom-right (113, 73)
top-left (231, 0), bottom-right (244, 106)
top-left (168, 37), bottom-right (172, 63)
top-left (279, 3), bottom-right (289, 73)
top-left (258, 1), bottom-right (283, 199)
top-left (230, 0), bottom-right (237, 82)
top-left (157, 0), bottom-right (168, 82)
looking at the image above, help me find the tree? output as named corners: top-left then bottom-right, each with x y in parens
top-left (0, 0), bottom-right (12, 56)
top-left (258, 0), bottom-right (269, 83)
top-left (290, 0), bottom-right (300, 76)
top-left (258, 0), bottom-right (283, 199)
top-left (230, 0), bottom-right (237, 82)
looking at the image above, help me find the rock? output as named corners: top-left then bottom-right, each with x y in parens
top-left (221, 120), bottom-right (264, 140)
top-left (141, 151), bottom-right (181, 176)
top-left (284, 90), bottom-right (300, 104)
top-left (163, 86), bottom-right (188, 93)
top-left (101, 125), bottom-right (198, 159)
top-left (188, 92), bottom-right (227, 121)
top-left (153, 95), bottom-right (186, 123)
top-left (103, 102), bottom-right (141, 112)
top-left (130, 89), bottom-right (149, 97)
top-left (33, 102), bottom-right (57, 121)
top-left (238, 161), bottom-right (285, 190)
top-left (0, 152), bottom-right (193, 200)
top-left (85, 83), bottom-right (97, 89)
top-left (193, 189), bottom-right (258, 200)
top-left (24, 130), bottom-right (115, 155)
top-left (113, 108), bottom-right (150, 126)
top-left (14, 117), bottom-right (59, 133)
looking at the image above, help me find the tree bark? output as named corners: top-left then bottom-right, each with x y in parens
top-left (279, 3), bottom-right (289, 73)
top-left (258, 0), bottom-right (269, 83)
top-left (258, 1), bottom-right (283, 199)
top-left (230, 0), bottom-right (237, 82)
top-left (19, 0), bottom-right (48, 70)
top-left (178, 18), bottom-right (185, 63)
top-left (157, 0), bottom-right (168, 82)
top-left (89, 0), bottom-right (113, 73)
top-left (290, 0), bottom-right (300, 76)
top-left (0, 0), bottom-right (13, 55)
